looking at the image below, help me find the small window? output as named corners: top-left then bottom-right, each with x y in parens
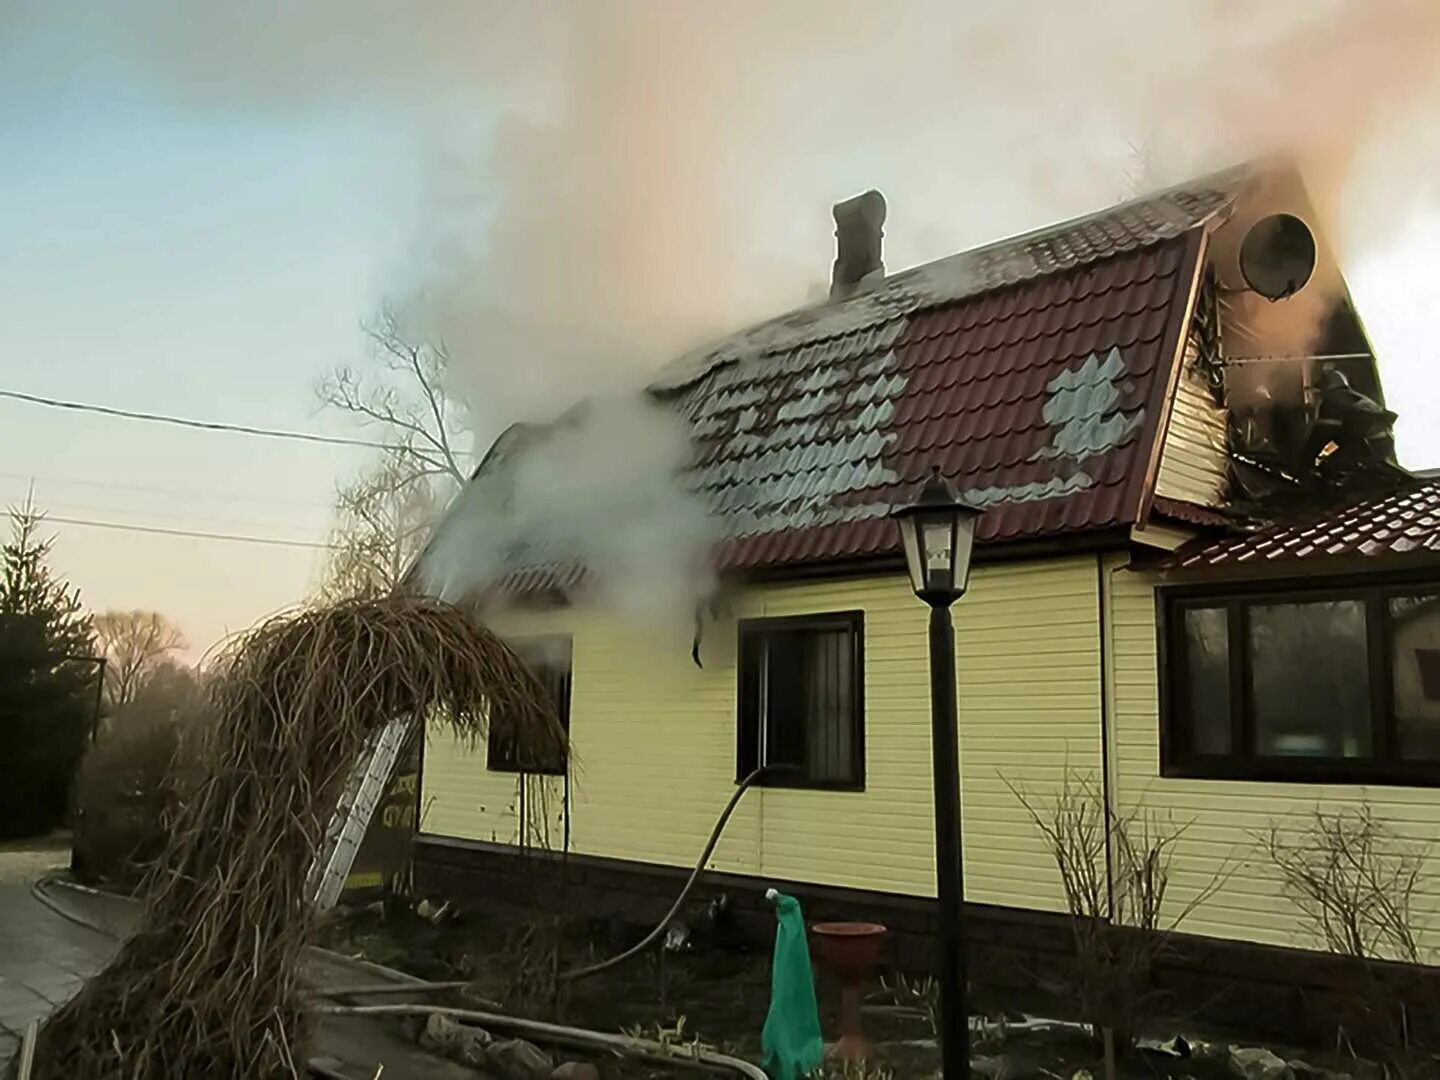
top-left (1162, 581), bottom-right (1440, 785)
top-left (737, 612), bottom-right (864, 791)
top-left (488, 636), bottom-right (571, 775)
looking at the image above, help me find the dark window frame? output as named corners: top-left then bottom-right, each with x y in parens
top-left (487, 634), bottom-right (572, 777)
top-left (736, 611), bottom-right (866, 793)
top-left (1158, 569), bottom-right (1440, 787)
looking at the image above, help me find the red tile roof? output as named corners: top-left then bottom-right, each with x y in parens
top-left (1171, 480), bottom-right (1440, 572)
top-left (678, 234), bottom-right (1201, 571)
top-left (457, 170), bottom-right (1256, 593)
top-left (1151, 496), bottom-right (1233, 528)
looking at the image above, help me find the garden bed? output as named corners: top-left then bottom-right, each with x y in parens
top-left (314, 898), bottom-right (1368, 1080)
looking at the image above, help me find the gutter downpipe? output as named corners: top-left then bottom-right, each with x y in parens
top-left (1095, 553), bottom-right (1118, 920)
top-left (1095, 551), bottom-right (1122, 1079)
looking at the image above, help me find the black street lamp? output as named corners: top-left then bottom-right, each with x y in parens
top-left (892, 467), bottom-right (983, 1080)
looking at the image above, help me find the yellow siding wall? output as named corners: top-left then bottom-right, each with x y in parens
top-left (1105, 557), bottom-right (1440, 955)
top-left (1154, 337), bottom-right (1229, 508)
top-left (421, 556), bottom-right (1106, 912)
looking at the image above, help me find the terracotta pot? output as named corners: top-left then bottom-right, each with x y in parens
top-left (811, 921), bottom-right (888, 1062)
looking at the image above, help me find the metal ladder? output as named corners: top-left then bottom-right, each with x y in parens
top-left (307, 717), bottom-right (413, 911)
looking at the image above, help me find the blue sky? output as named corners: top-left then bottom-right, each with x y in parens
top-left (3, 2), bottom-right (1438, 658)
top-left (0, 19), bottom-right (421, 655)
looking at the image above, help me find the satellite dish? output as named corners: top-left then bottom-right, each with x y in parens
top-left (1239, 213), bottom-right (1316, 301)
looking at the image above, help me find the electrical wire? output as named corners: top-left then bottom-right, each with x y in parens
top-left (0, 469), bottom-right (334, 510)
top-left (3, 510), bottom-right (337, 550)
top-left (0, 492), bottom-right (327, 534)
top-left (0, 387), bottom-right (401, 450)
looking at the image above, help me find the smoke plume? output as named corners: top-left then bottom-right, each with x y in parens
top-left (27, 0), bottom-right (1440, 620)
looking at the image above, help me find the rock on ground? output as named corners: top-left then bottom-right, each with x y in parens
top-left (1230, 1046), bottom-right (1292, 1080)
top-left (419, 1012), bottom-right (493, 1068)
top-left (486, 1037), bottom-right (555, 1080)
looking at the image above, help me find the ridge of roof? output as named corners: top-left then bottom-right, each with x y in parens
top-left (650, 163), bottom-right (1254, 395)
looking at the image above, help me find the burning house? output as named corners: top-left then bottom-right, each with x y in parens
top-left (410, 160), bottom-right (1439, 1033)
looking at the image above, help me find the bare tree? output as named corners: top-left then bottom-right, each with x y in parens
top-left (317, 306), bottom-right (470, 487)
top-left (1008, 771), bottom-right (1228, 1055)
top-left (315, 451), bottom-right (442, 603)
top-left (93, 611), bottom-right (186, 712)
top-left (1263, 805), bottom-right (1428, 964)
top-left (1261, 806), bottom-right (1439, 1075)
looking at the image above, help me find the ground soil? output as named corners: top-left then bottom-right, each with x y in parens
top-left (312, 899), bottom-right (1282, 1080)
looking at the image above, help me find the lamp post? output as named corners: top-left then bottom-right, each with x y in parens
top-left (892, 467), bottom-right (983, 1080)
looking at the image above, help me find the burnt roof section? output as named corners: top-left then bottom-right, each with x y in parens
top-left (458, 168), bottom-right (1255, 592)
top-left (1170, 479), bottom-right (1440, 573)
top-left (678, 232), bottom-right (1203, 572)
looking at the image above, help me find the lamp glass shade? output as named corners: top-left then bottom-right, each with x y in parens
top-left (892, 470), bottom-right (982, 601)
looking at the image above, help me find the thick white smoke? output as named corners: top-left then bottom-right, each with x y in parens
top-left (22, 0), bottom-right (1440, 622)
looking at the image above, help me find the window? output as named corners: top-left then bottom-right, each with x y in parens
top-left (737, 612), bottom-right (864, 790)
top-left (487, 635), bottom-right (571, 775)
top-left (1390, 594), bottom-right (1440, 761)
top-left (1162, 579), bottom-right (1440, 784)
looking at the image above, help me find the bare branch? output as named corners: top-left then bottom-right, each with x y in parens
top-left (93, 611), bottom-right (187, 711)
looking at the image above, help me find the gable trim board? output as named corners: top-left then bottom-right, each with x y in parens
top-left (1135, 225), bottom-right (1210, 529)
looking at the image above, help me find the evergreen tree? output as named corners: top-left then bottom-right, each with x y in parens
top-left (0, 495), bottom-right (99, 838)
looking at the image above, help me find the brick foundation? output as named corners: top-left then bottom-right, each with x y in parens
top-left (413, 833), bottom-right (1440, 1049)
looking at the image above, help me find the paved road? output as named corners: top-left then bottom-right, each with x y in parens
top-left (0, 840), bottom-right (115, 1067)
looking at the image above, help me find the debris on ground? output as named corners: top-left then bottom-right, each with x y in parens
top-left (551, 1062), bottom-right (601, 1080)
top-left (486, 1037), bottom-right (556, 1080)
top-left (1230, 1046), bottom-right (1293, 1080)
top-left (419, 1012), bottom-right (493, 1067)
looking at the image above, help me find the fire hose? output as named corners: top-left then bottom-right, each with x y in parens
top-left (559, 763), bottom-right (791, 983)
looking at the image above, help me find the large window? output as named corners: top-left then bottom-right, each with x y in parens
top-left (1162, 579), bottom-right (1440, 784)
top-left (487, 635), bottom-right (571, 776)
top-left (737, 612), bottom-right (864, 791)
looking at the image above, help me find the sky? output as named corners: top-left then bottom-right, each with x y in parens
top-left (2, 2), bottom-right (1438, 660)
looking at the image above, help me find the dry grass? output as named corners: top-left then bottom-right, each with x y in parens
top-left (27, 594), bottom-right (559, 1079)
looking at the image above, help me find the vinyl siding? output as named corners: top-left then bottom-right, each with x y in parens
top-left (421, 555), bottom-right (1105, 912)
top-left (1105, 557), bottom-right (1440, 956)
top-left (1154, 336), bottom-right (1229, 508)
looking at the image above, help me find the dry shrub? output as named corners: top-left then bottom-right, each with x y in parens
top-left (28, 594), bottom-right (560, 1080)
top-left (1262, 806), bottom-right (1440, 1078)
top-left (1008, 771), bottom-right (1226, 1052)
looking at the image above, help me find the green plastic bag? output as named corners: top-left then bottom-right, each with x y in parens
top-left (761, 892), bottom-right (824, 1080)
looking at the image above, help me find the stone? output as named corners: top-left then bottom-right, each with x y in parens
top-left (1230, 1046), bottom-right (1292, 1080)
top-left (1288, 1059), bottom-right (1353, 1080)
top-left (551, 1063), bottom-right (600, 1080)
top-left (418, 1012), bottom-right (493, 1068)
top-left (488, 1037), bottom-right (556, 1080)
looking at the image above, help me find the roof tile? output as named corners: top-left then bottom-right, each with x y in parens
top-left (1173, 481), bottom-right (1440, 571)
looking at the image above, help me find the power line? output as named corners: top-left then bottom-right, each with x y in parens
top-left (0, 469), bottom-right (334, 510)
top-left (0, 388), bottom-right (400, 450)
top-left (6, 510), bottom-right (337, 551)
top-left (0, 492), bottom-right (327, 534)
